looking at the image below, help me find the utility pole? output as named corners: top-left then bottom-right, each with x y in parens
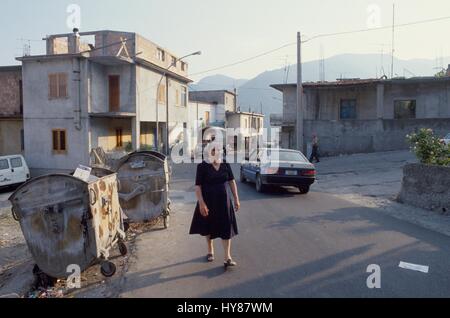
top-left (296, 31), bottom-right (304, 152)
top-left (391, 4), bottom-right (395, 79)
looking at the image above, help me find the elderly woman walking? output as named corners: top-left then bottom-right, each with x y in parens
top-left (189, 143), bottom-right (241, 269)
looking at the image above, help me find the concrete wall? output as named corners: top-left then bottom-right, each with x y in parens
top-left (304, 118), bottom-right (450, 156)
top-left (398, 163), bottom-right (450, 213)
top-left (90, 63), bottom-right (135, 113)
top-left (304, 85), bottom-right (377, 120)
top-left (188, 101), bottom-right (216, 125)
top-left (0, 119), bottom-right (23, 155)
top-left (22, 58), bottom-right (90, 171)
top-left (384, 82), bottom-right (450, 119)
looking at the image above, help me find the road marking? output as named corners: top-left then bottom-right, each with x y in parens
top-left (399, 261), bottom-right (429, 273)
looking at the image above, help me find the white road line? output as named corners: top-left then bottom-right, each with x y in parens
top-left (399, 261), bottom-right (429, 273)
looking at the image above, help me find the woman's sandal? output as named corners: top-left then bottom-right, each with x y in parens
top-left (207, 254), bottom-right (215, 262)
top-left (224, 259), bottom-right (237, 269)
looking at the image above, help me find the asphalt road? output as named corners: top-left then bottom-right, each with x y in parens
top-left (120, 163), bottom-right (450, 298)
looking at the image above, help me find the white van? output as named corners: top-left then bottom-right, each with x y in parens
top-left (0, 155), bottom-right (30, 188)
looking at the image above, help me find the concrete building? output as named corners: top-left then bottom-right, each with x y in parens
top-left (188, 90), bottom-right (264, 152)
top-left (0, 66), bottom-right (24, 156)
top-left (271, 77), bottom-right (450, 156)
top-left (189, 90), bottom-right (237, 127)
top-left (17, 30), bottom-right (192, 173)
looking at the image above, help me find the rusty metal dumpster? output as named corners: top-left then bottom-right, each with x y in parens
top-left (8, 168), bottom-right (127, 279)
top-left (115, 151), bottom-right (171, 228)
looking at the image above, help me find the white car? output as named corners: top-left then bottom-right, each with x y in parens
top-left (0, 155), bottom-right (31, 188)
top-left (444, 133), bottom-right (450, 146)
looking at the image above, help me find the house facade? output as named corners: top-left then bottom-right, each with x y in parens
top-left (18, 30), bottom-right (192, 173)
top-left (188, 90), bottom-right (264, 153)
top-left (0, 66), bottom-right (23, 156)
top-left (271, 77), bottom-right (450, 156)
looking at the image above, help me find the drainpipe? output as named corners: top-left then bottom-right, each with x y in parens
top-left (74, 57), bottom-right (82, 131)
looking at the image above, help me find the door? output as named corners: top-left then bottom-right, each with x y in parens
top-left (9, 156), bottom-right (27, 183)
top-left (0, 158), bottom-right (13, 186)
top-left (109, 75), bottom-right (120, 112)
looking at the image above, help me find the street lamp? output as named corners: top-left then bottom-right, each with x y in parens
top-left (156, 51), bottom-right (201, 154)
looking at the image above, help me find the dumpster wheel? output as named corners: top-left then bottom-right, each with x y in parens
top-left (100, 261), bottom-right (116, 277)
top-left (118, 241), bottom-right (128, 256)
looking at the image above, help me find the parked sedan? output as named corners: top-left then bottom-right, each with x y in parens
top-left (240, 148), bottom-right (316, 194)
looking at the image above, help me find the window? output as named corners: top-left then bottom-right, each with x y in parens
top-left (205, 111), bottom-right (210, 125)
top-left (157, 48), bottom-right (165, 62)
top-left (245, 118), bottom-right (248, 128)
top-left (49, 73), bottom-right (68, 99)
top-left (394, 100), bottom-right (416, 119)
top-left (340, 99), bottom-right (357, 119)
top-left (176, 89), bottom-right (180, 106)
top-left (158, 84), bottom-right (166, 103)
top-left (52, 129), bottom-right (67, 153)
top-left (181, 87), bottom-right (187, 107)
top-left (116, 128), bottom-right (123, 147)
top-left (181, 62), bottom-right (186, 71)
top-left (10, 157), bottom-right (23, 168)
top-left (109, 75), bottom-right (120, 112)
top-left (0, 159), bottom-right (9, 170)
top-left (171, 56), bottom-right (177, 67)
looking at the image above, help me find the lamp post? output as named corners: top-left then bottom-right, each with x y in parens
top-left (155, 51), bottom-right (201, 154)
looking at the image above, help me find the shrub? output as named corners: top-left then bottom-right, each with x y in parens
top-left (406, 128), bottom-right (450, 166)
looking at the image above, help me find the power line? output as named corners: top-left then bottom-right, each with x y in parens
top-left (189, 42), bottom-right (296, 77)
top-left (302, 14), bottom-right (450, 43)
top-left (189, 14), bottom-right (450, 78)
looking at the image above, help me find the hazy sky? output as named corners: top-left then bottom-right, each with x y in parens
top-left (2, 0), bottom-right (450, 81)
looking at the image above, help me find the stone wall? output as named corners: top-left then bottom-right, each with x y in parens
top-left (398, 163), bottom-right (450, 213)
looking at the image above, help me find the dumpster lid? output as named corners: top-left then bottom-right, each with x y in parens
top-left (7, 173), bottom-right (107, 203)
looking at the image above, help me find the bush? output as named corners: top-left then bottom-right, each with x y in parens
top-left (406, 128), bottom-right (450, 166)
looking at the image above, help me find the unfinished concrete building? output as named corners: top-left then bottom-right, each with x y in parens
top-left (18, 30), bottom-right (192, 173)
top-left (271, 77), bottom-right (450, 156)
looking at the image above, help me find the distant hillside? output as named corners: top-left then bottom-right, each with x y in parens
top-left (193, 53), bottom-right (450, 128)
top-left (189, 74), bottom-right (248, 92)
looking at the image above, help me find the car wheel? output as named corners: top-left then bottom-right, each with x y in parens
top-left (256, 175), bottom-right (266, 193)
top-left (240, 169), bottom-right (247, 183)
top-left (298, 185), bottom-right (310, 194)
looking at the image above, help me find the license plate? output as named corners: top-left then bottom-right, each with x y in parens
top-left (285, 170), bottom-right (298, 176)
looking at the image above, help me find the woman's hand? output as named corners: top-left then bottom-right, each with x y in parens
top-left (234, 200), bottom-right (241, 212)
top-left (199, 201), bottom-right (209, 217)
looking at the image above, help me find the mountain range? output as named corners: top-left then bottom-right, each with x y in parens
top-left (190, 53), bottom-right (450, 127)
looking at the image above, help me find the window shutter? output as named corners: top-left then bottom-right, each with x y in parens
top-left (58, 73), bottom-right (68, 98)
top-left (59, 130), bottom-right (66, 151)
top-left (52, 130), bottom-right (59, 150)
top-left (49, 74), bottom-right (58, 99)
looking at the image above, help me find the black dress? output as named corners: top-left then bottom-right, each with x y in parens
top-left (189, 162), bottom-right (239, 240)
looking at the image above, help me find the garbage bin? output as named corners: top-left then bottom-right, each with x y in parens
top-left (8, 168), bottom-right (127, 279)
top-left (115, 151), bottom-right (171, 228)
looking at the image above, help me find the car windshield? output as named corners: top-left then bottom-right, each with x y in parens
top-left (261, 150), bottom-right (307, 162)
